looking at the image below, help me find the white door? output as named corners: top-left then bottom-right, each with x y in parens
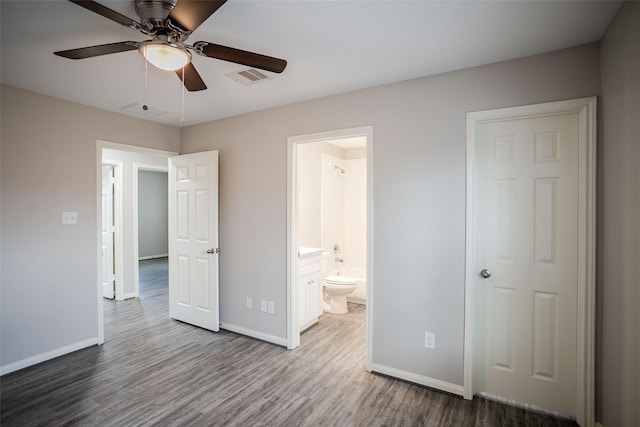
top-left (473, 113), bottom-right (580, 416)
top-left (168, 150), bottom-right (219, 331)
top-left (101, 165), bottom-right (115, 299)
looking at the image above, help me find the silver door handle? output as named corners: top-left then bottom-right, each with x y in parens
top-left (480, 269), bottom-right (491, 279)
top-left (207, 248), bottom-right (218, 254)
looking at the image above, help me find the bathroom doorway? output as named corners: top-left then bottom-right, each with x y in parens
top-left (287, 126), bottom-right (372, 369)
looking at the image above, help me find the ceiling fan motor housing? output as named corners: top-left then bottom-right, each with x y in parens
top-left (135, 0), bottom-right (178, 32)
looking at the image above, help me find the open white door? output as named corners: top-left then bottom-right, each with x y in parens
top-left (101, 165), bottom-right (115, 299)
top-left (168, 151), bottom-right (219, 331)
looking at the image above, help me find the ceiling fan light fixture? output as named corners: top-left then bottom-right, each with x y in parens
top-left (140, 42), bottom-right (191, 71)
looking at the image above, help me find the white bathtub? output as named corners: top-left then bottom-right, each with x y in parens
top-left (331, 267), bottom-right (366, 305)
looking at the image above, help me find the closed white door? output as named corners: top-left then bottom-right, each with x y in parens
top-left (101, 165), bottom-right (115, 299)
top-left (168, 151), bottom-right (219, 331)
top-left (474, 113), bottom-right (579, 416)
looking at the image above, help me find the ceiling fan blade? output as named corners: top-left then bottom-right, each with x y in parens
top-left (168, 0), bottom-right (227, 32)
top-left (176, 63), bottom-right (207, 92)
top-left (54, 41), bottom-right (139, 59)
top-left (198, 42), bottom-right (287, 73)
top-left (68, 0), bottom-right (142, 30)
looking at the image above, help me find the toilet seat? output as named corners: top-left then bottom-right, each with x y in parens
top-left (324, 275), bottom-right (357, 285)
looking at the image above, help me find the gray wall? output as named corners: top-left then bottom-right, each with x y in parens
top-left (138, 171), bottom-right (169, 259)
top-left (599, 2), bottom-right (640, 425)
top-left (0, 85), bottom-right (180, 369)
top-left (180, 43), bottom-right (601, 387)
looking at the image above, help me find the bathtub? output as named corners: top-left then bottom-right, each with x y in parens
top-left (331, 267), bottom-right (366, 305)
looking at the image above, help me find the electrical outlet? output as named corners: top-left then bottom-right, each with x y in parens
top-left (246, 297), bottom-right (252, 309)
top-left (261, 300), bottom-right (267, 312)
top-left (424, 332), bottom-right (436, 349)
top-left (62, 211), bottom-right (78, 225)
top-left (267, 301), bottom-right (275, 314)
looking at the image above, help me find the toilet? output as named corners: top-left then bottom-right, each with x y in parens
top-left (321, 252), bottom-right (357, 314)
top-left (323, 275), bottom-right (357, 314)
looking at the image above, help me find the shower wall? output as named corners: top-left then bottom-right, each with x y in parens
top-left (344, 157), bottom-right (367, 272)
top-left (297, 142), bottom-right (367, 274)
top-left (321, 153), bottom-right (346, 258)
top-left (297, 142), bottom-right (343, 248)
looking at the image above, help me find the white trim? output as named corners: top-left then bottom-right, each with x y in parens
top-left (463, 97), bottom-right (597, 426)
top-left (132, 163), bottom-right (169, 298)
top-left (220, 323), bottom-right (287, 347)
top-left (369, 362), bottom-right (465, 397)
top-left (0, 338), bottom-right (98, 376)
top-left (286, 126), bottom-right (373, 362)
top-left (96, 146), bottom-right (104, 344)
top-left (139, 254), bottom-right (169, 260)
top-left (98, 140), bottom-right (178, 157)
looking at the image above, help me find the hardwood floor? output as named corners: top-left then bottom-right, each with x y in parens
top-left (1, 258), bottom-right (577, 426)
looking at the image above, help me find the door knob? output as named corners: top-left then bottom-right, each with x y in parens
top-left (480, 269), bottom-right (491, 279)
top-left (206, 248), bottom-right (218, 254)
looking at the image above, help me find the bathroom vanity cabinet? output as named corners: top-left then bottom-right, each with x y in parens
top-left (297, 248), bottom-right (323, 331)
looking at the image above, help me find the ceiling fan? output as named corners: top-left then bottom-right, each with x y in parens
top-left (54, 0), bottom-right (288, 91)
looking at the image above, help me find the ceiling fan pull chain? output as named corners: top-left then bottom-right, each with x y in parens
top-left (180, 67), bottom-right (186, 123)
top-left (143, 54), bottom-right (149, 111)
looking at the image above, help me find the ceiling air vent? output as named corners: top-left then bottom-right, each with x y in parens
top-left (226, 68), bottom-right (271, 86)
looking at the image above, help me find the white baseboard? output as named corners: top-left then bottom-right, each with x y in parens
top-left (123, 292), bottom-right (137, 300)
top-left (0, 337), bottom-right (98, 376)
top-left (139, 254), bottom-right (168, 260)
top-left (369, 362), bottom-right (465, 397)
top-left (220, 322), bottom-right (287, 347)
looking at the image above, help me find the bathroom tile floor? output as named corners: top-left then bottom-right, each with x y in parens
top-left (1, 258), bottom-right (577, 426)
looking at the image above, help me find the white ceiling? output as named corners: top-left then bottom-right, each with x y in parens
top-left (1, 0), bottom-right (621, 127)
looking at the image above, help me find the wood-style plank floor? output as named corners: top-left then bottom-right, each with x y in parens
top-left (1, 258), bottom-right (577, 426)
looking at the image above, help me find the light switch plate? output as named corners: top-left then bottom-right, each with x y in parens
top-left (424, 332), bottom-right (436, 349)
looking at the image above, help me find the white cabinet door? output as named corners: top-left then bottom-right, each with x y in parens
top-left (309, 274), bottom-right (323, 318)
top-left (298, 254), bottom-right (322, 331)
top-left (298, 274), bottom-right (308, 325)
top-left (168, 151), bottom-right (219, 332)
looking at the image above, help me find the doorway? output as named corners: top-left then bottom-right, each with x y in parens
top-left (463, 98), bottom-right (596, 426)
top-left (96, 141), bottom-right (176, 344)
top-left (133, 164), bottom-right (169, 298)
top-left (286, 126), bottom-right (373, 368)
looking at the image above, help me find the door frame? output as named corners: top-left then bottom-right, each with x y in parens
top-left (100, 160), bottom-right (123, 301)
top-left (132, 163), bottom-right (169, 298)
top-left (286, 126), bottom-right (373, 368)
top-left (463, 97), bottom-right (597, 426)
top-left (96, 140), bottom-right (177, 344)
